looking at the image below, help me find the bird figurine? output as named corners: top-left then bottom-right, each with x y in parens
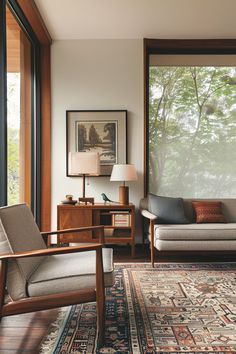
top-left (101, 193), bottom-right (118, 204)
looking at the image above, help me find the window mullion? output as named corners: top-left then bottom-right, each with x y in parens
top-left (0, 0), bottom-right (7, 206)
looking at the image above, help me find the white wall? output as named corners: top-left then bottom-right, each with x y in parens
top-left (51, 39), bottom-right (144, 242)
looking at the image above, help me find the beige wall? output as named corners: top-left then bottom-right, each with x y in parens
top-left (51, 39), bottom-right (144, 242)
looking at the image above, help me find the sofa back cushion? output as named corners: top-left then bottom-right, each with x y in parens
top-left (192, 201), bottom-right (226, 223)
top-left (183, 199), bottom-right (236, 223)
top-left (140, 197), bottom-right (236, 223)
top-left (148, 194), bottom-right (189, 224)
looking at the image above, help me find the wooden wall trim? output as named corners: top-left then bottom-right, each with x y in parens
top-left (144, 38), bottom-right (236, 54)
top-left (16, 0), bottom-right (51, 45)
top-left (0, 1), bottom-right (7, 206)
top-left (143, 39), bottom-right (148, 199)
top-left (144, 38), bottom-right (236, 196)
top-left (40, 44), bottom-right (51, 230)
top-left (16, 0), bottom-right (51, 230)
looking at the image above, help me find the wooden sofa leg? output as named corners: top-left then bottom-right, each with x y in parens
top-left (149, 220), bottom-right (155, 267)
top-left (151, 245), bottom-right (154, 268)
top-left (96, 248), bottom-right (105, 345)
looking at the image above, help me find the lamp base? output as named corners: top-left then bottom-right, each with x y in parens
top-left (119, 186), bottom-right (129, 205)
top-left (78, 197), bottom-right (94, 205)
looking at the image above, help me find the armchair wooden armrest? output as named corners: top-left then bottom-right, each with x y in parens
top-left (41, 225), bottom-right (105, 246)
top-left (0, 244), bottom-right (102, 261)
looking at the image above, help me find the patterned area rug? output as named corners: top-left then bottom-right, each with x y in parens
top-left (40, 263), bottom-right (236, 353)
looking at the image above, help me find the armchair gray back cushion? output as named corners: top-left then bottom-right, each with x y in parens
top-left (0, 204), bottom-right (46, 300)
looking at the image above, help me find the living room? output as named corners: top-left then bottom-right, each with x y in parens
top-left (1, 0), bottom-right (236, 352)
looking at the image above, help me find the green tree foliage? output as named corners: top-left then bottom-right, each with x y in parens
top-left (8, 127), bottom-right (19, 204)
top-left (149, 66), bottom-right (236, 197)
top-left (7, 73), bottom-right (20, 205)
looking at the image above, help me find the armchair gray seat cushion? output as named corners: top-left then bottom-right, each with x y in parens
top-left (28, 249), bottom-right (114, 297)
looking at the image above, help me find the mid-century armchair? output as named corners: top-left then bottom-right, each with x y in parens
top-left (0, 204), bottom-right (114, 344)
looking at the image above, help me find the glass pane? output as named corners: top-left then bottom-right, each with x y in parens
top-left (6, 6), bottom-right (32, 205)
top-left (149, 65), bottom-right (236, 198)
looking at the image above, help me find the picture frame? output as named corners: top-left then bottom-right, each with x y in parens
top-left (66, 110), bottom-right (127, 176)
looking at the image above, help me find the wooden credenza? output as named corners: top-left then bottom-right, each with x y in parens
top-left (57, 203), bottom-right (136, 257)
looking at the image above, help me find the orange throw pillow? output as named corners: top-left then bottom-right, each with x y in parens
top-left (192, 201), bottom-right (226, 223)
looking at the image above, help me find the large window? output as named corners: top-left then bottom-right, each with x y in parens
top-left (145, 40), bottom-right (236, 198)
top-left (0, 1), bottom-right (41, 222)
top-left (7, 6), bottom-right (32, 205)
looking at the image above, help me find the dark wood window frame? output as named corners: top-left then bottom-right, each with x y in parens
top-left (144, 38), bottom-right (236, 196)
top-left (0, 0), bottom-right (51, 230)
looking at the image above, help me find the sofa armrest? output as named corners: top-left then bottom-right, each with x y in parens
top-left (140, 209), bottom-right (156, 267)
top-left (141, 209), bottom-right (158, 221)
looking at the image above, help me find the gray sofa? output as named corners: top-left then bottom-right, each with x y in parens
top-left (140, 198), bottom-right (236, 266)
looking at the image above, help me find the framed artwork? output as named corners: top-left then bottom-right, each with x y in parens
top-left (66, 110), bottom-right (127, 176)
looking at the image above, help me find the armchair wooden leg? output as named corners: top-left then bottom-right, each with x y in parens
top-left (96, 248), bottom-right (105, 345)
top-left (0, 260), bottom-right (7, 322)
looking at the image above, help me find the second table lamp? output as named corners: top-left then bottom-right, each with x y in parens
top-left (110, 164), bottom-right (137, 204)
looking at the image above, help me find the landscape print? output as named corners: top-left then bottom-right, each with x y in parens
top-left (76, 120), bottom-right (117, 165)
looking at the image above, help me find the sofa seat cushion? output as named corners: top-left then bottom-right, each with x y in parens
top-left (154, 223), bottom-right (236, 241)
top-left (27, 248), bottom-right (114, 297)
top-left (155, 240), bottom-right (236, 251)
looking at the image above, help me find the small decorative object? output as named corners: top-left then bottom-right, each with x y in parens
top-left (66, 194), bottom-right (73, 201)
top-left (66, 110), bottom-right (127, 176)
top-left (104, 228), bottom-right (114, 237)
top-left (112, 213), bottom-right (131, 226)
top-left (101, 193), bottom-right (117, 204)
top-left (110, 164), bottom-right (137, 204)
top-left (69, 152), bottom-right (100, 204)
top-left (61, 194), bottom-right (77, 205)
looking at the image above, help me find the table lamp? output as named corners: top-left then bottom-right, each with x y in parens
top-left (110, 164), bottom-right (137, 204)
top-left (69, 152), bottom-right (100, 204)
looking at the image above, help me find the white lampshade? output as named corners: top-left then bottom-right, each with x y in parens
top-left (69, 152), bottom-right (100, 175)
top-left (110, 164), bottom-right (137, 182)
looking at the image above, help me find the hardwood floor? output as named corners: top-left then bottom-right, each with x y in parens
top-left (113, 244), bottom-right (236, 263)
top-left (0, 245), bottom-right (235, 353)
top-left (0, 310), bottom-right (59, 353)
